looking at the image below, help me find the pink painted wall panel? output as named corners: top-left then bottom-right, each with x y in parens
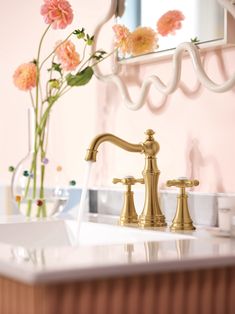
top-left (0, 0), bottom-right (234, 193)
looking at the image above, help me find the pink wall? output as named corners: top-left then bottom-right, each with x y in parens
top-left (0, 0), bottom-right (103, 187)
top-left (1, 0), bottom-right (234, 193)
top-left (93, 46), bottom-right (235, 193)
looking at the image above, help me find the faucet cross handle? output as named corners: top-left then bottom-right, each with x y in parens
top-left (113, 176), bottom-right (144, 188)
top-left (166, 177), bottom-right (199, 189)
top-left (112, 176), bottom-right (144, 225)
top-left (166, 177), bottom-right (199, 231)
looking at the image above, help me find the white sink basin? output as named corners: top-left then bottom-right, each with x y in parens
top-left (0, 218), bottom-right (195, 249)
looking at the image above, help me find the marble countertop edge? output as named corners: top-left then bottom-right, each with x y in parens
top-left (1, 254), bottom-right (235, 285)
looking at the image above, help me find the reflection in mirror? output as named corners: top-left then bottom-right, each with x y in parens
top-left (117, 0), bottom-right (224, 61)
top-left (93, 0), bottom-right (235, 110)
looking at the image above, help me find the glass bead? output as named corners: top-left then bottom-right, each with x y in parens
top-left (36, 200), bottom-right (43, 207)
top-left (15, 195), bottom-right (21, 202)
top-left (56, 165), bottom-right (62, 172)
top-left (8, 166), bottom-right (15, 172)
top-left (23, 170), bottom-right (29, 177)
top-left (42, 158), bottom-right (49, 165)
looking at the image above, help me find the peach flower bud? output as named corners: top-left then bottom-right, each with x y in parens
top-left (13, 63), bottom-right (37, 91)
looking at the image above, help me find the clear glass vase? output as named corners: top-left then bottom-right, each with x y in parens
top-left (11, 108), bottom-right (69, 218)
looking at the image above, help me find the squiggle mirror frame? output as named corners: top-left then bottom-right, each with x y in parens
top-left (92, 0), bottom-right (235, 110)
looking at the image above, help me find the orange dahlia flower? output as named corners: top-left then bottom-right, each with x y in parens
top-left (13, 63), bottom-right (37, 91)
top-left (41, 0), bottom-right (73, 29)
top-left (113, 24), bottom-right (131, 55)
top-left (129, 27), bottom-right (158, 56)
top-left (157, 10), bottom-right (185, 36)
top-left (55, 40), bottom-right (80, 71)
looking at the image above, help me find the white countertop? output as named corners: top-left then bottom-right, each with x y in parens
top-left (0, 214), bottom-right (235, 284)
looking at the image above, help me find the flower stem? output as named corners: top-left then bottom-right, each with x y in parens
top-left (26, 200), bottom-right (32, 217)
top-left (31, 25), bottom-right (51, 217)
top-left (29, 90), bottom-right (35, 110)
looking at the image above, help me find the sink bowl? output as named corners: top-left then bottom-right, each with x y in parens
top-left (0, 218), bottom-right (195, 249)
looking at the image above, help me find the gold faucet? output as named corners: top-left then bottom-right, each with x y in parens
top-left (85, 129), bottom-right (167, 227)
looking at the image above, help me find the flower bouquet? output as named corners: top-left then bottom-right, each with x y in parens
top-left (11, 0), bottom-right (109, 217)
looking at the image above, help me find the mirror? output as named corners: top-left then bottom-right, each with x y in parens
top-left (92, 0), bottom-right (235, 109)
top-left (117, 0), bottom-right (225, 62)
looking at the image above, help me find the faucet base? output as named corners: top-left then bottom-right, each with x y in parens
top-left (118, 188), bottom-right (140, 226)
top-left (119, 217), bottom-right (138, 226)
top-left (170, 222), bottom-right (196, 231)
top-left (139, 215), bottom-right (167, 228)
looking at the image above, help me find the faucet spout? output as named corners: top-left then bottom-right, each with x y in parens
top-left (85, 133), bottom-right (144, 162)
top-left (85, 129), bottom-right (167, 228)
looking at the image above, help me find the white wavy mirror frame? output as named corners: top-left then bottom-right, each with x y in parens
top-left (92, 0), bottom-right (235, 111)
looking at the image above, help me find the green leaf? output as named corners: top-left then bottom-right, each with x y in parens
top-left (91, 50), bottom-right (107, 61)
top-left (73, 28), bottom-right (85, 39)
top-left (32, 59), bottom-right (38, 66)
top-left (66, 66), bottom-right (94, 87)
top-left (47, 62), bottom-right (62, 75)
top-left (190, 37), bottom-right (200, 44)
top-left (84, 34), bottom-right (94, 46)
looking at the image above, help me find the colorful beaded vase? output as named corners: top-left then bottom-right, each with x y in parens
top-left (10, 108), bottom-right (75, 218)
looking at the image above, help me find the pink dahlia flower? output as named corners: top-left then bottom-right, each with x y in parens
top-left (41, 0), bottom-right (73, 29)
top-left (13, 63), bottom-right (37, 91)
top-left (55, 40), bottom-right (80, 71)
top-left (112, 24), bottom-right (131, 55)
top-left (157, 10), bottom-right (185, 36)
top-left (129, 27), bottom-right (158, 56)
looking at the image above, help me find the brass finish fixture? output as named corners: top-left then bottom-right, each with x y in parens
top-left (112, 176), bottom-right (144, 225)
top-left (85, 129), bottom-right (167, 227)
top-left (166, 178), bottom-right (199, 231)
top-left (85, 133), bottom-right (143, 162)
top-left (138, 130), bottom-right (166, 228)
